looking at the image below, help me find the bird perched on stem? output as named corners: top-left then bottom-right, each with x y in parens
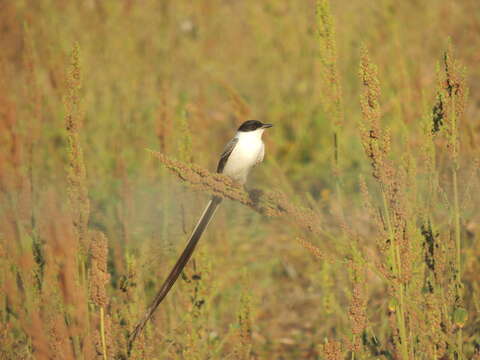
top-left (128, 120), bottom-right (273, 350)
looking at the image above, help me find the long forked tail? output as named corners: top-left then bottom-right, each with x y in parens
top-left (128, 196), bottom-right (222, 352)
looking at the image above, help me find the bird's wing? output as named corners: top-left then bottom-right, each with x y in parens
top-left (256, 142), bottom-right (265, 165)
top-left (216, 137), bottom-right (238, 173)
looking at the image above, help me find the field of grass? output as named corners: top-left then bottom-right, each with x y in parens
top-left (1, 0), bottom-right (480, 359)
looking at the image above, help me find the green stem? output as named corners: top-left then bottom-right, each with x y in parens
top-left (334, 133), bottom-right (359, 360)
top-left (100, 307), bottom-right (108, 360)
top-left (451, 94), bottom-right (463, 359)
top-left (381, 190), bottom-right (408, 360)
top-left (72, 332), bottom-right (82, 360)
top-left (452, 169), bottom-right (461, 284)
top-left (453, 168), bottom-right (463, 359)
top-left (457, 329), bottom-right (463, 360)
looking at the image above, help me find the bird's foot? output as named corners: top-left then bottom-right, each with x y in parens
top-left (247, 188), bottom-right (264, 205)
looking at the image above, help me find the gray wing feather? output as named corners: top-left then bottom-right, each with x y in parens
top-left (216, 137), bottom-right (238, 173)
top-left (256, 143), bottom-right (265, 165)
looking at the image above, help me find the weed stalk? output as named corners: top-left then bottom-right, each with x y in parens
top-left (100, 307), bottom-right (108, 360)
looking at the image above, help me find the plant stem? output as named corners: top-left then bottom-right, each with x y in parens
top-left (381, 190), bottom-right (408, 360)
top-left (453, 169), bottom-right (461, 282)
top-left (100, 307), bottom-right (108, 360)
top-left (451, 93), bottom-right (463, 359)
top-left (453, 168), bottom-right (463, 360)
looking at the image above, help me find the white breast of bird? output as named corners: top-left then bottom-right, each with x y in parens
top-left (223, 129), bottom-right (265, 184)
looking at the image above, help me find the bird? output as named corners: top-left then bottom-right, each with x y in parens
top-left (129, 120), bottom-right (273, 347)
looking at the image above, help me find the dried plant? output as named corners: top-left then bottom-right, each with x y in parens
top-left (358, 46), bottom-right (410, 359)
top-left (321, 339), bottom-right (344, 360)
top-left (316, 0), bottom-right (344, 178)
top-left (234, 293), bottom-right (253, 360)
top-left (64, 42), bottom-right (90, 253)
top-left (89, 230), bottom-right (111, 360)
top-left (1, 2), bottom-right (479, 359)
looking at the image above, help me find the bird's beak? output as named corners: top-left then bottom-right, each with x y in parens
top-left (262, 123), bottom-right (273, 128)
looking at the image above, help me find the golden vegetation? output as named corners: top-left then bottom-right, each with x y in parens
top-left (1, 1), bottom-right (480, 359)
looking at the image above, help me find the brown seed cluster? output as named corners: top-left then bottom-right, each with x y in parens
top-left (432, 41), bottom-right (468, 165)
top-left (348, 260), bottom-right (367, 352)
top-left (64, 42), bottom-right (90, 252)
top-left (321, 340), bottom-right (344, 360)
top-left (297, 237), bottom-right (326, 262)
top-left (89, 230), bottom-right (110, 308)
top-left (359, 46), bottom-right (389, 182)
top-left (316, 0), bottom-right (344, 130)
top-left (233, 293), bottom-right (253, 360)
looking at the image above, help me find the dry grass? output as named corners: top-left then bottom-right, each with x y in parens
top-left (1, 0), bottom-right (480, 359)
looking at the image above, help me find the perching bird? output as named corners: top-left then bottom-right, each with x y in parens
top-left (129, 120), bottom-right (272, 347)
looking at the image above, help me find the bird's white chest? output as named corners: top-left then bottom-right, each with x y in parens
top-left (223, 132), bottom-right (265, 183)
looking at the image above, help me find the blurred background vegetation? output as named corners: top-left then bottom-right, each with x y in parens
top-left (0, 0), bottom-right (479, 359)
